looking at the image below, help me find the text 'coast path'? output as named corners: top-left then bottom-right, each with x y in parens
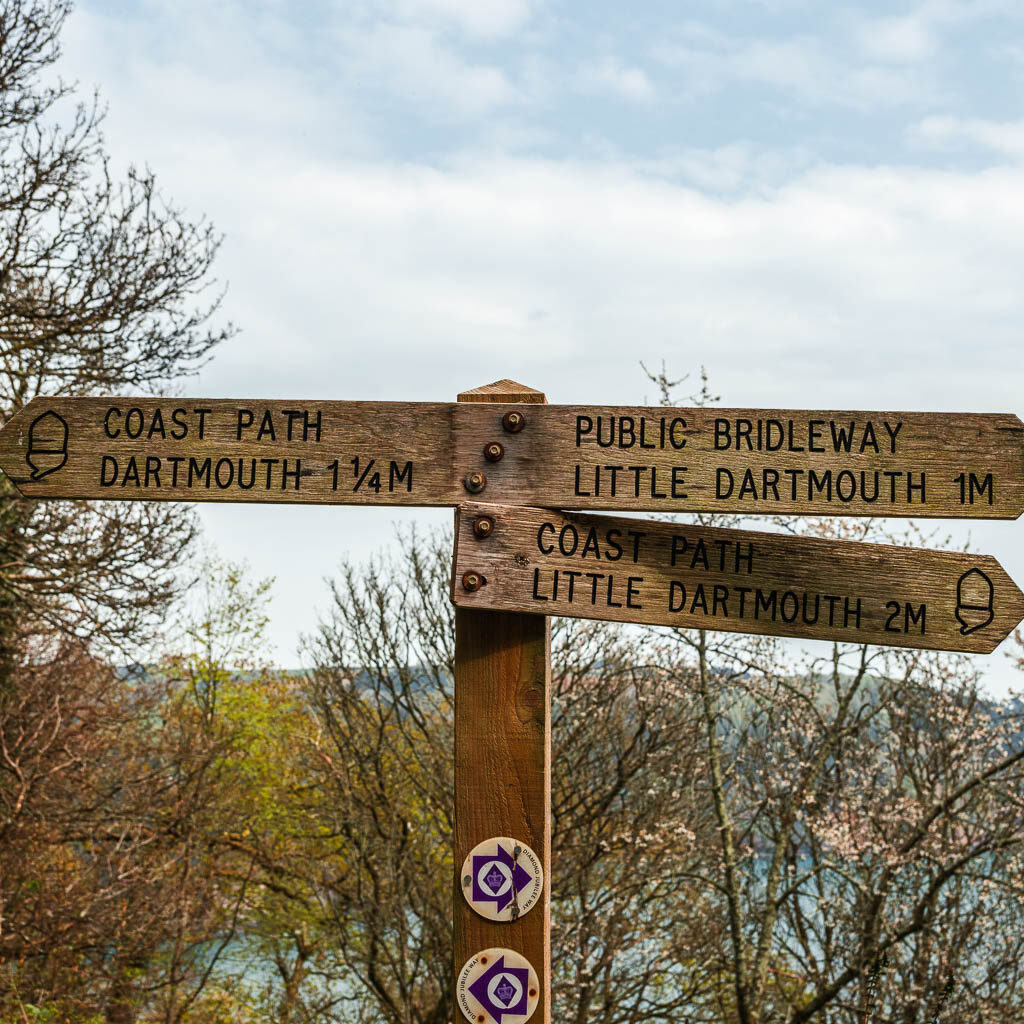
top-left (451, 502), bottom-right (1024, 654)
top-left (3, 397), bottom-right (1023, 518)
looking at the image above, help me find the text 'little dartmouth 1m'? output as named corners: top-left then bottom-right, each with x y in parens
top-left (1, 397), bottom-right (1022, 518)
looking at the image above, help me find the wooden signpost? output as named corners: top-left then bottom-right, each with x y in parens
top-left (5, 380), bottom-right (1024, 1023)
top-left (451, 502), bottom-right (1024, 654)
top-left (4, 397), bottom-right (1024, 518)
top-left (453, 383), bottom-right (550, 1024)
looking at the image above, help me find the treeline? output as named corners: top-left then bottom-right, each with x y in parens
top-left (4, 534), bottom-right (1024, 1022)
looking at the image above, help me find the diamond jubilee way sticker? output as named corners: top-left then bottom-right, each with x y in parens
top-left (457, 948), bottom-right (540, 1024)
top-left (460, 836), bottom-right (543, 922)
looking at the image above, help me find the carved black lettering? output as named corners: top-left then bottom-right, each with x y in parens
top-left (713, 419), bottom-right (730, 450)
top-left (716, 468), bottom-right (734, 499)
top-left (559, 524), bottom-right (579, 557)
top-left (808, 420), bottom-right (825, 452)
top-left (830, 421), bottom-right (853, 452)
top-left (605, 529), bottom-right (623, 561)
top-left (124, 408), bottom-right (143, 439)
top-left (669, 417), bottom-right (687, 450)
top-left (860, 421), bottom-right (879, 453)
top-left (236, 408), bottom-right (254, 439)
top-left (256, 410), bottom-right (276, 441)
top-left (147, 409), bottom-right (166, 440)
top-left (195, 408), bottom-right (212, 440)
top-left (691, 538), bottom-right (709, 571)
top-left (755, 590), bottom-right (777, 620)
top-left (215, 458), bottom-right (234, 488)
top-left (104, 407), bottom-right (121, 439)
top-left (170, 408), bottom-right (188, 440)
top-left (575, 415), bottom-right (594, 447)
top-left (121, 456), bottom-right (140, 487)
top-left (281, 458), bottom-right (301, 490)
top-left (671, 535), bottom-right (687, 567)
top-left (808, 470), bottom-right (832, 501)
top-left (188, 457), bottom-right (211, 488)
top-left (884, 421), bottom-right (902, 453)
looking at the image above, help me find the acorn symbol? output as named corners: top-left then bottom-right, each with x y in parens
top-left (26, 410), bottom-right (69, 480)
top-left (955, 567), bottom-right (994, 636)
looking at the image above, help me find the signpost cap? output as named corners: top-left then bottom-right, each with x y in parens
top-left (457, 380), bottom-right (545, 403)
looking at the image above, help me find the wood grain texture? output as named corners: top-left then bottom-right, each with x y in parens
top-left (454, 386), bottom-right (551, 1024)
top-left (452, 406), bottom-right (1024, 519)
top-left (5, 398), bottom-right (1024, 518)
top-left (452, 502), bottom-right (1024, 654)
top-left (0, 398), bottom-right (454, 505)
top-left (458, 380), bottom-right (545, 403)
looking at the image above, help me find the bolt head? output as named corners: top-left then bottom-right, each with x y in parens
top-left (461, 571), bottom-right (484, 592)
top-left (473, 515), bottom-right (495, 538)
top-left (483, 441), bottom-right (505, 463)
top-left (502, 410), bottom-right (526, 433)
top-left (463, 471), bottom-right (487, 494)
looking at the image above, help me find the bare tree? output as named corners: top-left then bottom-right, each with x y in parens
top-left (0, 0), bottom-right (232, 658)
top-left (642, 364), bottom-right (1024, 1024)
top-left (289, 529), bottom-right (719, 1024)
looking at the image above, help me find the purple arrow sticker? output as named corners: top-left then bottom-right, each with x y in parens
top-left (461, 836), bottom-right (544, 922)
top-left (469, 956), bottom-right (529, 1020)
top-left (472, 843), bottom-right (532, 912)
top-left (457, 948), bottom-right (539, 1024)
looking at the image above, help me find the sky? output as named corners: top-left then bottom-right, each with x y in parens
top-left (56, 0), bottom-right (1024, 689)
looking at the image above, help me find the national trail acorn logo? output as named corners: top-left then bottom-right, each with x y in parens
top-left (25, 410), bottom-right (69, 480)
top-left (955, 567), bottom-right (994, 636)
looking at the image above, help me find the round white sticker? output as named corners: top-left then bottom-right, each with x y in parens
top-left (457, 947), bottom-right (539, 1024)
top-left (460, 836), bottom-right (544, 922)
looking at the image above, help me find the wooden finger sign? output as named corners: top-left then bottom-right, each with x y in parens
top-left (0, 398), bottom-right (453, 505)
top-left (4, 396), bottom-right (1024, 519)
top-left (451, 502), bottom-right (1024, 654)
top-left (449, 405), bottom-right (1024, 519)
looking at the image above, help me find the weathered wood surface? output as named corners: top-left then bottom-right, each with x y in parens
top-left (452, 502), bottom-right (1024, 654)
top-left (453, 405), bottom-right (1024, 519)
top-left (0, 398), bottom-right (453, 505)
top-left (4, 397), bottom-right (1024, 518)
top-left (454, 387), bottom-right (551, 1023)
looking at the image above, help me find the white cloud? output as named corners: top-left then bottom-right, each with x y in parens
top-left (912, 115), bottom-right (1024, 159)
top-left (856, 13), bottom-right (937, 63)
top-left (655, 27), bottom-right (940, 109)
top-left (574, 57), bottom-right (656, 101)
top-left (336, 23), bottom-right (520, 116)
top-left (388, 0), bottom-right (539, 38)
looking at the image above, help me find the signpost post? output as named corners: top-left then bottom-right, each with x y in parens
top-left (454, 383), bottom-right (551, 1024)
